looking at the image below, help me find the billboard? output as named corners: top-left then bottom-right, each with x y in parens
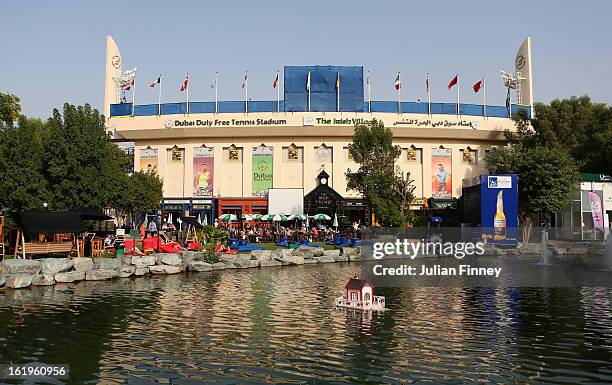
top-left (268, 188), bottom-right (304, 215)
top-left (252, 146), bottom-right (273, 197)
top-left (139, 148), bottom-right (158, 173)
top-left (193, 147), bottom-right (214, 197)
top-left (431, 148), bottom-right (452, 199)
top-left (481, 174), bottom-right (519, 245)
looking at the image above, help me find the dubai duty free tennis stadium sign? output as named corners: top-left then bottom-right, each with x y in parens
top-left (164, 118), bottom-right (288, 128)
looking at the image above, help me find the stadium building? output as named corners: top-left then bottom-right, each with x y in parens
top-left (104, 36), bottom-right (534, 227)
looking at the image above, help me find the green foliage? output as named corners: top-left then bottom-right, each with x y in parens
top-left (200, 225), bottom-right (229, 245)
top-left (346, 119), bottom-right (411, 226)
top-left (115, 171), bottom-right (164, 223)
top-left (0, 92), bottom-right (21, 126)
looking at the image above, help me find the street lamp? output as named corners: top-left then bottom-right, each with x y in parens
top-left (43, 202), bottom-right (48, 210)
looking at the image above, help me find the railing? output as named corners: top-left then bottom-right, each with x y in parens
top-left (335, 296), bottom-right (385, 309)
top-left (110, 101), bottom-right (530, 119)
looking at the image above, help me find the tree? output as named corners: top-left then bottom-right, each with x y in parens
top-left (485, 144), bottom-right (580, 243)
top-left (115, 171), bottom-right (163, 226)
top-left (346, 119), bottom-right (411, 226)
top-left (0, 92), bottom-right (21, 127)
top-left (394, 169), bottom-right (416, 221)
top-left (43, 103), bottom-right (130, 211)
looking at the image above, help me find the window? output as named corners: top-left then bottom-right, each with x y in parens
top-left (405, 145), bottom-right (422, 164)
top-left (461, 147), bottom-right (477, 164)
top-left (283, 144), bottom-right (303, 162)
top-left (314, 144), bottom-right (333, 163)
top-left (344, 147), bottom-right (354, 162)
top-left (167, 146), bottom-right (184, 164)
top-left (224, 145), bottom-right (242, 162)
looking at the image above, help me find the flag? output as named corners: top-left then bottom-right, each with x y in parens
top-left (180, 74), bottom-right (189, 92)
top-left (505, 88), bottom-right (511, 114)
top-left (473, 79), bottom-right (482, 93)
top-left (336, 71), bottom-right (340, 89)
top-left (448, 75), bottom-right (458, 89)
top-left (273, 73), bottom-right (278, 89)
top-left (426, 74), bottom-right (429, 93)
top-left (306, 71), bottom-right (311, 91)
top-left (123, 78), bottom-right (134, 91)
top-left (242, 73), bottom-right (248, 89)
top-left (394, 73), bottom-right (401, 90)
top-left (149, 76), bottom-right (160, 88)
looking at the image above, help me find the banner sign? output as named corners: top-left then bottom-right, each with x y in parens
top-left (588, 192), bottom-right (604, 231)
top-left (252, 146), bottom-right (273, 197)
top-left (193, 147), bottom-right (214, 197)
top-left (480, 174), bottom-right (519, 245)
top-left (431, 148), bottom-right (452, 199)
top-left (140, 148), bottom-right (158, 173)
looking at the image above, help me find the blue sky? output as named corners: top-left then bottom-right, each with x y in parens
top-left (2, 0), bottom-right (611, 118)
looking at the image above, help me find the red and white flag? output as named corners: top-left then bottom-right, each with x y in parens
top-left (425, 74), bottom-right (429, 93)
top-left (150, 75), bottom-right (161, 88)
top-left (273, 73), bottom-right (279, 89)
top-left (242, 73), bottom-right (248, 89)
top-left (394, 73), bottom-right (401, 90)
top-left (180, 74), bottom-right (189, 92)
top-left (123, 79), bottom-right (134, 91)
top-left (473, 79), bottom-right (483, 93)
top-left (448, 75), bottom-right (458, 90)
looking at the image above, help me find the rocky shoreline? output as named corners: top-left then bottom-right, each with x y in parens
top-left (0, 246), bottom-right (363, 290)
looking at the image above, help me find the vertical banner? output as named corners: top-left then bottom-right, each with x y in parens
top-left (588, 192), bottom-right (604, 231)
top-left (140, 148), bottom-right (158, 173)
top-left (193, 147), bottom-right (214, 197)
top-left (431, 148), bottom-right (452, 199)
top-left (252, 146), bottom-right (273, 197)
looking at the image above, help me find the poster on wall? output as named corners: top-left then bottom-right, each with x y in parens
top-left (140, 148), bottom-right (158, 173)
top-left (193, 147), bottom-right (214, 197)
top-left (480, 174), bottom-right (519, 245)
top-left (431, 148), bottom-right (452, 199)
top-left (252, 146), bottom-right (273, 197)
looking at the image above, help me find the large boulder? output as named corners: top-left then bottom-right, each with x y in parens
top-left (251, 249), bottom-right (273, 261)
top-left (234, 255), bottom-right (254, 268)
top-left (40, 258), bottom-right (73, 275)
top-left (149, 265), bottom-right (181, 274)
top-left (130, 255), bottom-right (157, 267)
top-left (158, 254), bottom-right (182, 266)
top-left (72, 257), bottom-right (94, 271)
top-left (292, 246), bottom-right (324, 258)
top-left (188, 261), bottom-right (213, 272)
top-left (0, 273), bottom-right (5, 287)
top-left (55, 271), bottom-right (86, 283)
top-left (348, 254), bottom-right (362, 262)
top-left (5, 274), bottom-right (33, 289)
top-left (212, 262), bottom-right (226, 270)
top-left (334, 255), bottom-right (349, 262)
top-left (316, 255), bottom-right (336, 263)
top-left (193, 252), bottom-right (207, 261)
top-left (134, 266), bottom-right (149, 276)
top-left (323, 250), bottom-right (341, 258)
top-left (259, 260), bottom-right (282, 267)
top-left (86, 269), bottom-right (119, 281)
top-left (220, 254), bottom-right (238, 264)
top-left (94, 258), bottom-right (123, 271)
top-left (32, 274), bottom-right (55, 286)
top-left (179, 251), bottom-right (196, 263)
top-left (278, 255), bottom-right (304, 265)
top-left (304, 259), bottom-right (318, 264)
top-left (1, 259), bottom-right (41, 275)
top-left (117, 265), bottom-right (136, 278)
top-left (341, 247), bottom-right (361, 257)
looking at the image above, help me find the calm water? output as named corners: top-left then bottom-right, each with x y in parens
top-left (1, 263), bottom-right (612, 384)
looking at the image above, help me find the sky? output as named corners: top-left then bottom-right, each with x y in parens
top-left (2, 0), bottom-right (611, 118)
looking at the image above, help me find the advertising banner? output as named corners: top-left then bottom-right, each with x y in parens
top-left (193, 147), bottom-right (214, 197)
top-left (431, 148), bottom-right (452, 199)
top-left (481, 174), bottom-right (519, 245)
top-left (139, 148), bottom-right (158, 173)
top-left (252, 146), bottom-right (273, 197)
top-left (588, 192), bottom-right (604, 231)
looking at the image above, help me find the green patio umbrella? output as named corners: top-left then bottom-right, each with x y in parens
top-left (219, 213), bottom-right (238, 222)
top-left (250, 214), bottom-right (263, 221)
top-left (311, 213), bottom-right (332, 221)
top-left (242, 214), bottom-right (254, 221)
top-left (288, 214), bottom-right (308, 221)
top-left (261, 214), bottom-right (289, 221)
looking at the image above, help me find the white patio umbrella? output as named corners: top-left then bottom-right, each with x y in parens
top-left (168, 212), bottom-right (173, 225)
top-left (203, 214), bottom-right (208, 226)
top-left (333, 213), bottom-right (338, 229)
top-left (197, 213), bottom-right (202, 225)
top-left (312, 213), bottom-right (332, 221)
top-left (288, 214), bottom-right (308, 221)
top-left (219, 213), bottom-right (238, 222)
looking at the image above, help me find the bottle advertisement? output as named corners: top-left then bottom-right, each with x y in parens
top-left (481, 174), bottom-right (519, 245)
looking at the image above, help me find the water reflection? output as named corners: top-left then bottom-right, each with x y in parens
top-left (1, 264), bottom-right (612, 384)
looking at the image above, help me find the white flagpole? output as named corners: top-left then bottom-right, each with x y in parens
top-left (307, 70), bottom-right (311, 112)
top-left (245, 72), bottom-right (248, 114)
top-left (367, 70), bottom-right (371, 113)
top-left (336, 71), bottom-right (340, 112)
top-left (277, 70), bottom-right (280, 113)
top-left (131, 77), bottom-right (136, 117)
top-left (215, 72), bottom-right (219, 114)
top-left (398, 71), bottom-right (401, 114)
top-left (186, 73), bottom-right (190, 115)
top-left (483, 76), bottom-right (487, 118)
top-left (156, 76), bottom-right (161, 115)
top-left (456, 73), bottom-right (460, 116)
top-left (427, 73), bottom-right (431, 116)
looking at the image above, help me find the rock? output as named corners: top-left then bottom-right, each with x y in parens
top-left (54, 271), bottom-right (86, 283)
top-left (304, 259), bottom-right (318, 264)
top-left (234, 255), bottom-right (254, 268)
top-left (149, 265), bottom-right (181, 274)
top-left (130, 255), bottom-right (157, 267)
top-left (518, 243), bottom-right (540, 255)
top-left (567, 246), bottom-right (588, 255)
top-left (40, 258), bottom-right (74, 275)
top-left (86, 269), bottom-right (119, 281)
top-left (117, 265), bottom-right (136, 278)
top-left (341, 247), bottom-right (361, 257)
top-left (179, 251), bottom-right (196, 263)
top-left (278, 255), bottom-right (304, 265)
top-left (94, 258), bottom-right (123, 271)
top-left (316, 255), bottom-right (336, 263)
top-left (220, 254), bottom-right (238, 264)
top-left (72, 257), bottom-right (94, 271)
top-left (0, 273), bottom-right (5, 287)
top-left (134, 266), bottom-right (149, 276)
top-left (251, 249), bottom-right (273, 261)
top-left (249, 259), bottom-right (260, 268)
top-left (159, 254), bottom-right (182, 266)
top-left (0, 259), bottom-right (41, 275)
top-left (348, 254), bottom-right (362, 262)
top-left (32, 274), bottom-right (55, 286)
top-left (334, 255), bottom-right (349, 262)
top-left (5, 274), bottom-right (33, 289)
top-left (292, 246), bottom-right (324, 258)
top-left (193, 252), bottom-right (207, 261)
top-left (323, 250), bottom-right (341, 258)
top-left (212, 262), bottom-right (226, 270)
top-left (259, 260), bottom-right (282, 267)
top-left (272, 248), bottom-right (293, 257)
top-left (188, 261), bottom-right (213, 272)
